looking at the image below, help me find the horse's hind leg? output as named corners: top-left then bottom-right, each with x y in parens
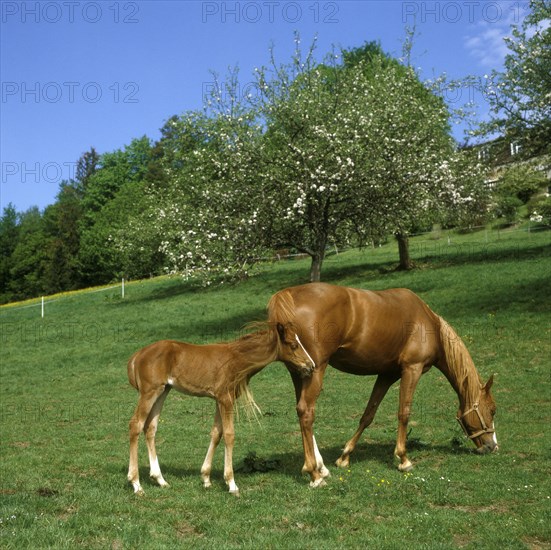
top-left (201, 404), bottom-right (223, 489)
top-left (336, 373), bottom-right (399, 469)
top-left (145, 386), bottom-right (171, 488)
top-left (128, 387), bottom-right (166, 495)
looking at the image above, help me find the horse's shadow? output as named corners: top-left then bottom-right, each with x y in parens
top-left (126, 439), bottom-right (473, 491)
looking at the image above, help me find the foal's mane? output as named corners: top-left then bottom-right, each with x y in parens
top-left (228, 323), bottom-right (278, 365)
top-left (225, 323), bottom-right (278, 419)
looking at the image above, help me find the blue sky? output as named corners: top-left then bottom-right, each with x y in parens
top-left (1, 0), bottom-right (525, 212)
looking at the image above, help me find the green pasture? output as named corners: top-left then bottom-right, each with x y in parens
top-left (1, 227), bottom-right (550, 549)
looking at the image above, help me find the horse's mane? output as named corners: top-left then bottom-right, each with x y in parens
top-left (267, 289), bottom-right (296, 327)
top-left (438, 316), bottom-right (483, 404)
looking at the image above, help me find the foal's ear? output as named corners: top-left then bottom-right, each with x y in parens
top-left (484, 374), bottom-right (495, 393)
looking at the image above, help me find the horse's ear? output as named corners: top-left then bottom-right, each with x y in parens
top-left (484, 374), bottom-right (495, 393)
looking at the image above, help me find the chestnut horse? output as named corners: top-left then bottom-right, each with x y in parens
top-left (127, 325), bottom-right (314, 496)
top-left (267, 283), bottom-right (498, 488)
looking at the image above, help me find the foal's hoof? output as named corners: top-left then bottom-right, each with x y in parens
top-left (229, 489), bottom-right (240, 497)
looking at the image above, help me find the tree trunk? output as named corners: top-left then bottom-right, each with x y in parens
top-left (309, 252), bottom-right (324, 282)
top-left (396, 232), bottom-right (414, 270)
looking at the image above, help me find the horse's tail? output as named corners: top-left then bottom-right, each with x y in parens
top-left (127, 351), bottom-right (140, 391)
top-left (267, 289), bottom-right (296, 328)
top-left (437, 315), bottom-right (480, 385)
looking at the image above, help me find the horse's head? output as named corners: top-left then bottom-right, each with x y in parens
top-left (457, 374), bottom-right (498, 454)
top-left (276, 323), bottom-right (315, 377)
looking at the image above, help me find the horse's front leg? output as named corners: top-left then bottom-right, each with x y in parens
top-left (293, 365), bottom-right (328, 487)
top-left (218, 399), bottom-right (239, 496)
top-left (395, 364), bottom-right (423, 472)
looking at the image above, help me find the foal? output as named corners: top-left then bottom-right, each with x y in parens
top-left (127, 325), bottom-right (314, 496)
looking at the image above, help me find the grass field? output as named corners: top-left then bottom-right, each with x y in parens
top-left (1, 227), bottom-right (550, 549)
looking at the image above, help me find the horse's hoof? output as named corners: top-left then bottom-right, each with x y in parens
top-left (398, 461), bottom-right (413, 473)
top-left (309, 478), bottom-right (327, 489)
top-left (335, 457), bottom-right (349, 469)
top-left (229, 489), bottom-right (240, 497)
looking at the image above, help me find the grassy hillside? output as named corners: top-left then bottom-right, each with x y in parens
top-left (1, 227), bottom-right (550, 549)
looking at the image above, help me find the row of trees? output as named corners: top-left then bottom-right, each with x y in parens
top-left (0, 139), bottom-right (156, 302)
top-left (1, 1), bottom-right (548, 303)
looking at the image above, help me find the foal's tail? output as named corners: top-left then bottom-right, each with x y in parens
top-left (127, 352), bottom-right (140, 391)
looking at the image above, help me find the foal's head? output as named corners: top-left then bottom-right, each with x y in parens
top-left (275, 322), bottom-right (315, 377)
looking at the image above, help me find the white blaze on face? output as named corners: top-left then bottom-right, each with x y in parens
top-left (295, 334), bottom-right (315, 368)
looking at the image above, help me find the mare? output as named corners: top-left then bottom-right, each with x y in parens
top-left (267, 283), bottom-right (498, 488)
top-left (127, 325), bottom-right (314, 495)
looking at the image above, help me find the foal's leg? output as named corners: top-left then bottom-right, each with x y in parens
top-left (395, 364), bottom-right (424, 472)
top-left (218, 399), bottom-right (239, 495)
top-left (200, 404), bottom-right (223, 489)
top-left (144, 387), bottom-right (171, 488)
top-left (128, 387), bottom-right (166, 494)
top-left (336, 373), bottom-right (399, 468)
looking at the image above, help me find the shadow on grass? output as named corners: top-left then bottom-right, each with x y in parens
top-left (115, 437), bottom-right (476, 495)
top-left (460, 275), bottom-right (550, 314)
top-left (414, 241), bottom-right (549, 269)
top-left (251, 440), bottom-right (472, 476)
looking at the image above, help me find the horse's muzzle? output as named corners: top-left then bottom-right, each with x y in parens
top-left (476, 441), bottom-right (499, 455)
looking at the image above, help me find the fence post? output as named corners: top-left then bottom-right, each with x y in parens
top-left (41, 297), bottom-right (44, 318)
top-left (122, 278), bottom-right (125, 299)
